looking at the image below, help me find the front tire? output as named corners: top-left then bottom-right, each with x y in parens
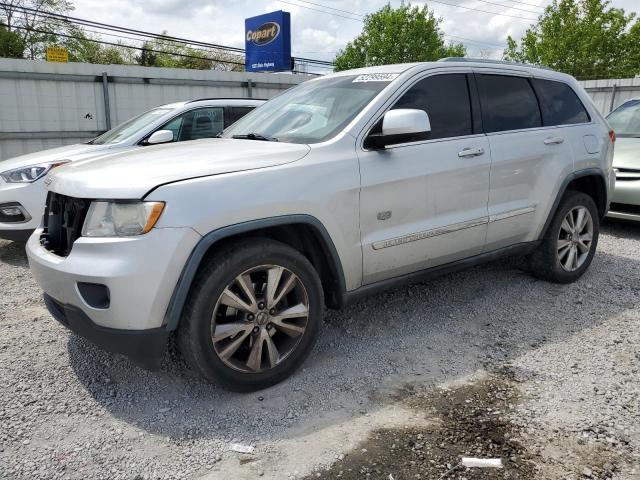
top-left (528, 191), bottom-right (599, 283)
top-left (177, 238), bottom-right (324, 391)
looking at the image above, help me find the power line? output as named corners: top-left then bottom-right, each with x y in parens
top-left (467, 0), bottom-right (544, 15)
top-left (275, 0), bottom-right (363, 21)
top-left (291, 0), bottom-right (365, 18)
top-left (427, 0), bottom-right (538, 21)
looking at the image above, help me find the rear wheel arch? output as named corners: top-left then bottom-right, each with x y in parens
top-left (164, 215), bottom-right (347, 331)
top-left (540, 168), bottom-right (608, 240)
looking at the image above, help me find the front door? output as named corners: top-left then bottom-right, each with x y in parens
top-left (357, 72), bottom-right (491, 285)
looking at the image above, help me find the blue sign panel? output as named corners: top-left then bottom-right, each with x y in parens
top-left (245, 10), bottom-right (291, 72)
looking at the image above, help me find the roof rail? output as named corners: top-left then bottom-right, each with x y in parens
top-left (186, 97), bottom-right (268, 104)
top-left (438, 57), bottom-right (553, 71)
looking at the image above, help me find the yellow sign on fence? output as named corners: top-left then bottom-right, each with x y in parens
top-left (46, 47), bottom-right (69, 63)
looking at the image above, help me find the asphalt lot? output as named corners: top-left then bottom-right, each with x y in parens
top-left (1, 220), bottom-right (639, 479)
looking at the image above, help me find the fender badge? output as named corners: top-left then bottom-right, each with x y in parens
top-left (43, 176), bottom-right (53, 187)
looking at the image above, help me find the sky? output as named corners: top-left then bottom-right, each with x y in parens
top-left (70, 0), bottom-right (639, 72)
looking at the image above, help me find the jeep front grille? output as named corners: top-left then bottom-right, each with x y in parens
top-left (40, 193), bottom-right (91, 257)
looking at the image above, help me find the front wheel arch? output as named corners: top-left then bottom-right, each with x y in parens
top-left (163, 215), bottom-right (346, 332)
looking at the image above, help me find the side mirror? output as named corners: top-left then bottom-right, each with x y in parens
top-left (365, 109), bottom-right (431, 149)
top-left (146, 130), bottom-right (175, 145)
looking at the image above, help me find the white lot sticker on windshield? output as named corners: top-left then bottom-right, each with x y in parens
top-left (352, 73), bottom-right (399, 83)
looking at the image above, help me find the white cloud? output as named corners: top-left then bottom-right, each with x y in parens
top-left (70, 0), bottom-right (640, 66)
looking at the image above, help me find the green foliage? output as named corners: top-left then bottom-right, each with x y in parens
top-left (134, 34), bottom-right (243, 71)
top-left (0, 0), bottom-right (74, 59)
top-left (333, 2), bottom-right (466, 72)
top-left (0, 21), bottom-right (24, 57)
top-left (504, 0), bottom-right (640, 79)
top-left (62, 26), bottom-right (127, 64)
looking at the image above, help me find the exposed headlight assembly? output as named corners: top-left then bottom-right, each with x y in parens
top-left (82, 201), bottom-right (165, 237)
top-left (0, 161), bottom-right (69, 183)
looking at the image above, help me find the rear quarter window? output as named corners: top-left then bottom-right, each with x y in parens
top-left (531, 79), bottom-right (590, 126)
top-left (476, 74), bottom-right (542, 133)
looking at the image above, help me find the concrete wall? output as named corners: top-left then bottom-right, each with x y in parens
top-left (0, 58), bottom-right (312, 161)
top-left (578, 77), bottom-right (640, 116)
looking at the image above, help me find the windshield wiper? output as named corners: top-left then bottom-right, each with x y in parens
top-left (232, 133), bottom-right (278, 142)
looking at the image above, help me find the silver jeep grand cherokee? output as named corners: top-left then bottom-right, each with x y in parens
top-left (27, 59), bottom-right (615, 391)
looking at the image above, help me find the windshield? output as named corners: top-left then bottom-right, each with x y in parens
top-left (222, 75), bottom-right (392, 144)
top-left (607, 100), bottom-right (640, 137)
top-left (89, 107), bottom-right (175, 145)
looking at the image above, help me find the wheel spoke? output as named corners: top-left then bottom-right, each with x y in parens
top-left (220, 288), bottom-right (257, 313)
top-left (561, 218), bottom-right (572, 233)
top-left (218, 328), bottom-right (252, 359)
top-left (566, 211), bottom-right (576, 230)
top-left (246, 332), bottom-right (265, 372)
top-left (271, 317), bottom-right (306, 337)
top-left (271, 274), bottom-right (297, 308)
top-left (266, 266), bottom-right (284, 308)
top-left (273, 303), bottom-right (308, 320)
top-left (213, 322), bottom-right (252, 342)
top-left (564, 245), bottom-right (577, 270)
top-left (264, 335), bottom-right (280, 368)
top-left (575, 208), bottom-right (586, 233)
top-left (558, 244), bottom-right (571, 260)
top-left (577, 240), bottom-right (590, 253)
top-left (235, 274), bottom-right (258, 312)
top-left (557, 238), bottom-right (571, 250)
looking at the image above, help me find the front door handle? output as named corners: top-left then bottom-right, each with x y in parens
top-left (544, 136), bottom-right (565, 145)
top-left (458, 147), bottom-right (485, 158)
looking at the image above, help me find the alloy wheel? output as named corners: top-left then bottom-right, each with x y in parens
top-left (557, 206), bottom-right (593, 272)
top-left (210, 264), bottom-right (310, 373)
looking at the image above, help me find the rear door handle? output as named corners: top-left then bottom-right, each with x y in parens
top-left (544, 136), bottom-right (565, 145)
top-left (458, 147), bottom-right (485, 158)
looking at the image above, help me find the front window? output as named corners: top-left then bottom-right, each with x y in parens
top-left (607, 100), bottom-right (640, 137)
top-left (222, 75), bottom-right (392, 144)
top-left (89, 107), bottom-right (175, 145)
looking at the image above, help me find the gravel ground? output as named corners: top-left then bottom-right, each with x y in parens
top-left (0, 220), bottom-right (639, 479)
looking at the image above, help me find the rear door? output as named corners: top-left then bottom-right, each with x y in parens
top-left (358, 72), bottom-right (491, 284)
top-left (530, 78), bottom-right (598, 176)
top-left (476, 72), bottom-right (576, 250)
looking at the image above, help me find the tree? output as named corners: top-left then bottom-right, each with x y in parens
top-left (0, 21), bottom-right (24, 57)
top-left (0, 0), bottom-right (74, 59)
top-left (333, 2), bottom-right (465, 72)
top-left (504, 0), bottom-right (640, 79)
top-left (61, 25), bottom-right (126, 64)
top-left (134, 33), bottom-right (243, 71)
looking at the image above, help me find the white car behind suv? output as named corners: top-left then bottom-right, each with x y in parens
top-left (27, 60), bottom-right (614, 391)
top-left (0, 98), bottom-right (264, 241)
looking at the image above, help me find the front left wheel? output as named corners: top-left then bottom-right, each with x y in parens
top-left (177, 238), bottom-right (324, 391)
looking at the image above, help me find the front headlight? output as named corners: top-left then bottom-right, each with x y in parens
top-left (0, 161), bottom-right (68, 183)
top-left (82, 201), bottom-right (165, 237)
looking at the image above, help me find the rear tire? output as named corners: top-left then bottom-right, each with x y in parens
top-left (177, 238), bottom-right (324, 391)
top-left (528, 191), bottom-right (599, 283)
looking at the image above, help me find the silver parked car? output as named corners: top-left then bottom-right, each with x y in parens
top-left (0, 98), bottom-right (264, 241)
top-left (27, 60), bottom-right (614, 390)
top-left (606, 98), bottom-right (640, 221)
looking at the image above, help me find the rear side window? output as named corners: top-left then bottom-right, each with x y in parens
top-left (227, 106), bottom-right (255, 126)
top-left (392, 74), bottom-right (472, 140)
top-left (531, 79), bottom-right (590, 126)
top-left (476, 74), bottom-right (541, 133)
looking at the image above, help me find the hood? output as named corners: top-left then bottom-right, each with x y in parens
top-left (612, 137), bottom-right (640, 169)
top-left (46, 138), bottom-right (311, 199)
top-left (0, 143), bottom-right (117, 172)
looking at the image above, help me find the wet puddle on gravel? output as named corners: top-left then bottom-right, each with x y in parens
top-left (305, 369), bottom-right (537, 479)
top-left (302, 367), bottom-right (628, 479)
